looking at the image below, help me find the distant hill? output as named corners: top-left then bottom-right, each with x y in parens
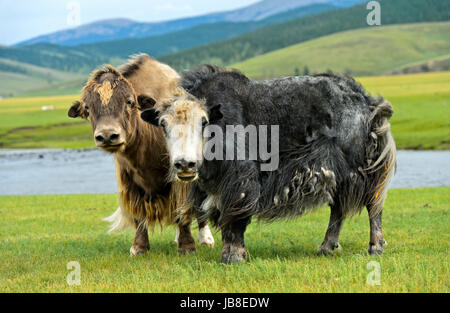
top-left (388, 55), bottom-right (450, 75)
top-left (15, 0), bottom-right (363, 46)
top-left (161, 0), bottom-right (450, 70)
top-left (0, 43), bottom-right (114, 73)
top-left (232, 22), bottom-right (450, 78)
top-left (76, 3), bottom-right (336, 59)
top-left (0, 58), bottom-right (83, 97)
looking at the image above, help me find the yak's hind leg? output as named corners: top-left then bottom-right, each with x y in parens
top-left (130, 219), bottom-right (150, 256)
top-left (367, 206), bottom-right (386, 255)
top-left (197, 220), bottom-right (215, 247)
top-left (221, 217), bottom-right (251, 264)
top-left (317, 204), bottom-right (344, 256)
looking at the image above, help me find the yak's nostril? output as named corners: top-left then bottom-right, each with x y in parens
top-left (174, 159), bottom-right (196, 171)
top-left (109, 133), bottom-right (119, 141)
top-left (95, 135), bottom-right (104, 142)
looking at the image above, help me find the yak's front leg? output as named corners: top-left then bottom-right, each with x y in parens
top-left (221, 217), bottom-right (251, 264)
top-left (177, 219), bottom-right (196, 254)
top-left (318, 204), bottom-right (344, 256)
top-left (130, 219), bottom-right (150, 256)
top-left (367, 206), bottom-right (386, 255)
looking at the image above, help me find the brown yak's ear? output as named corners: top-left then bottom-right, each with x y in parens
top-left (68, 101), bottom-right (86, 118)
top-left (137, 95), bottom-right (156, 111)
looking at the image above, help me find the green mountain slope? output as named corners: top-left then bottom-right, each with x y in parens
top-left (0, 58), bottom-right (83, 97)
top-left (0, 43), bottom-right (118, 73)
top-left (232, 22), bottom-right (450, 78)
top-left (160, 0), bottom-right (450, 70)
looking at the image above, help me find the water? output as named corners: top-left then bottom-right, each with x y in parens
top-left (0, 149), bottom-right (116, 195)
top-left (0, 149), bottom-right (448, 195)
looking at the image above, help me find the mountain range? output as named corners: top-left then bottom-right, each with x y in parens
top-left (15, 0), bottom-right (364, 46)
top-left (0, 0), bottom-right (449, 97)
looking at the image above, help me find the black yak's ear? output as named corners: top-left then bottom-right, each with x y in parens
top-left (137, 95), bottom-right (156, 111)
top-left (68, 101), bottom-right (87, 118)
top-left (141, 108), bottom-right (160, 126)
top-left (209, 104), bottom-right (223, 123)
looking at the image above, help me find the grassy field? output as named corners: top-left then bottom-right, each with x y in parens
top-left (358, 72), bottom-right (450, 149)
top-left (233, 22), bottom-right (450, 78)
top-left (0, 187), bottom-right (448, 292)
top-left (0, 94), bottom-right (93, 149)
top-left (0, 71), bottom-right (449, 150)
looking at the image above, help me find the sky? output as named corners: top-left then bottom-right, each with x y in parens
top-left (0, 0), bottom-right (260, 46)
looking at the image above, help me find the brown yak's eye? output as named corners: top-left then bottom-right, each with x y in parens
top-left (126, 99), bottom-right (134, 106)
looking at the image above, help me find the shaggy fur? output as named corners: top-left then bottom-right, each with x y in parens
top-left (144, 65), bottom-right (396, 262)
top-left (181, 67), bottom-right (395, 219)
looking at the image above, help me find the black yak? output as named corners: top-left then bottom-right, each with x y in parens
top-left (140, 65), bottom-right (396, 264)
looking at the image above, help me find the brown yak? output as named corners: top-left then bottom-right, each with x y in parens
top-left (67, 54), bottom-right (214, 255)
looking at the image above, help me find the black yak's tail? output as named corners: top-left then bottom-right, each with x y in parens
top-left (364, 98), bottom-right (397, 217)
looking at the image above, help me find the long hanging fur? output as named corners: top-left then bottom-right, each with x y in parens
top-left (364, 98), bottom-right (397, 217)
top-left (111, 158), bottom-right (190, 230)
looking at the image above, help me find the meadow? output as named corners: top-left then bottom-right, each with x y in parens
top-left (0, 71), bottom-right (449, 150)
top-left (0, 187), bottom-right (448, 292)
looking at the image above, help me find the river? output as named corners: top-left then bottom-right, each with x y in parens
top-left (0, 149), bottom-right (448, 195)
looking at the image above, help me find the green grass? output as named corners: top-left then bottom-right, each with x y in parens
top-left (0, 94), bottom-right (95, 149)
top-left (0, 187), bottom-right (448, 292)
top-left (1, 71), bottom-right (448, 150)
top-left (233, 22), bottom-right (450, 79)
top-left (357, 72), bottom-right (450, 149)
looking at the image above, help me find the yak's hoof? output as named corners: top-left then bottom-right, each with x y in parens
top-left (221, 246), bottom-right (247, 264)
top-left (368, 237), bottom-right (386, 255)
top-left (130, 245), bottom-right (149, 256)
top-left (200, 240), bottom-right (214, 248)
top-left (317, 242), bottom-right (342, 256)
top-left (368, 243), bottom-right (384, 255)
top-left (198, 225), bottom-right (215, 247)
top-left (178, 242), bottom-right (196, 255)
top-left (368, 244), bottom-right (383, 255)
